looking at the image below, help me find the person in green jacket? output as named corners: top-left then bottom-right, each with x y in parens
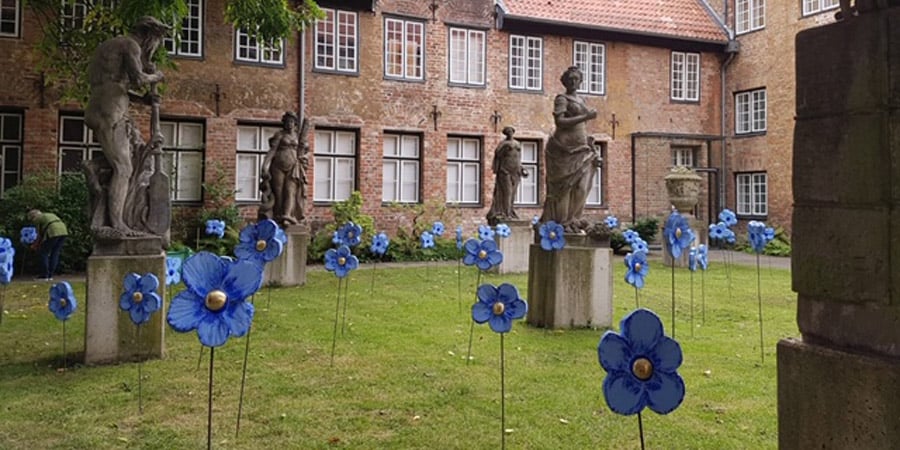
top-left (27, 209), bottom-right (68, 281)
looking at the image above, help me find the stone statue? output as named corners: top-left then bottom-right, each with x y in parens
top-left (258, 112), bottom-right (308, 226)
top-left (540, 66), bottom-right (602, 232)
top-left (83, 16), bottom-right (170, 243)
top-left (486, 126), bottom-right (528, 225)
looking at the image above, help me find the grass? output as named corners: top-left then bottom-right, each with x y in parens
top-left (0, 254), bottom-right (795, 449)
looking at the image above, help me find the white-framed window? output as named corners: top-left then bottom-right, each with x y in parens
top-left (0, 0), bottom-right (19, 37)
top-left (672, 147), bottom-right (697, 167)
top-left (671, 51), bottom-right (700, 101)
top-left (802, 0), bottom-right (839, 16)
top-left (449, 27), bottom-right (485, 86)
top-left (509, 35), bottom-right (542, 91)
top-left (384, 17), bottom-right (424, 80)
top-left (58, 114), bottom-right (104, 173)
top-left (160, 120), bottom-right (204, 202)
top-left (235, 28), bottom-right (284, 65)
top-left (735, 88), bottom-right (767, 134)
top-left (314, 8), bottom-right (357, 73)
top-left (736, 0), bottom-right (765, 34)
top-left (514, 140), bottom-right (539, 205)
top-left (313, 129), bottom-right (356, 202)
top-left (736, 172), bottom-right (767, 216)
top-left (59, 0), bottom-right (115, 30)
top-left (573, 41), bottom-right (605, 95)
top-left (0, 112), bottom-right (22, 196)
top-left (382, 132), bottom-right (420, 203)
top-left (585, 166), bottom-right (603, 206)
top-left (235, 124), bottom-right (280, 202)
top-left (164, 0), bottom-right (203, 57)
top-left (446, 136), bottom-right (481, 204)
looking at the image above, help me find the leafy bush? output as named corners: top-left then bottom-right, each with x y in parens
top-left (192, 163), bottom-right (242, 255)
top-left (308, 191), bottom-right (376, 262)
top-left (734, 226), bottom-right (791, 257)
top-left (610, 217), bottom-right (659, 254)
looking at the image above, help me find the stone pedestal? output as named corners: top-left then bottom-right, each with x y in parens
top-left (780, 9), bottom-right (900, 449)
top-left (526, 234), bottom-right (613, 329)
top-left (85, 249), bottom-right (166, 365)
top-left (263, 227), bottom-right (308, 287)
top-left (493, 221), bottom-right (531, 274)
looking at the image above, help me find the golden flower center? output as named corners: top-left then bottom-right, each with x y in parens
top-left (549, 231), bottom-right (557, 239)
top-left (492, 302), bottom-right (505, 315)
top-left (634, 262), bottom-right (642, 272)
top-left (632, 357), bottom-right (653, 381)
top-left (256, 240), bottom-right (267, 252)
top-left (338, 257), bottom-right (347, 265)
top-left (348, 231), bottom-right (355, 239)
top-left (205, 290), bottom-right (227, 312)
top-left (132, 292), bottom-right (143, 303)
top-left (478, 250), bottom-right (488, 259)
top-left (675, 228), bottom-right (682, 239)
top-left (59, 299), bottom-right (67, 308)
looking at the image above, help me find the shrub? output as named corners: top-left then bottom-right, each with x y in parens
top-left (192, 163), bottom-right (242, 256)
top-left (610, 217), bottom-right (659, 254)
top-left (308, 191), bottom-right (376, 262)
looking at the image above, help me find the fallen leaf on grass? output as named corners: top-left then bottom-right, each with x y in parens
top-left (559, 418), bottom-right (569, 425)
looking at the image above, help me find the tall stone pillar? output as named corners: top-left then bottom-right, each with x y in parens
top-left (780, 8), bottom-right (900, 448)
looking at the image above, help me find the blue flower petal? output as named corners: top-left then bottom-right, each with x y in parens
top-left (183, 252), bottom-right (228, 298)
top-left (224, 300), bottom-right (254, 337)
top-left (598, 332), bottom-right (631, 372)
top-left (130, 307), bottom-right (148, 325)
top-left (476, 284), bottom-right (496, 303)
top-left (119, 293), bottom-right (132, 311)
top-left (646, 372), bottom-right (685, 415)
top-left (263, 239), bottom-right (284, 261)
top-left (345, 255), bottom-right (359, 271)
top-left (602, 371), bottom-right (646, 416)
top-left (506, 299), bottom-right (527, 320)
top-left (140, 273), bottom-right (159, 292)
top-left (197, 314), bottom-right (230, 347)
top-left (472, 301), bottom-right (492, 324)
top-left (488, 314), bottom-right (512, 333)
top-left (123, 273), bottom-right (140, 292)
top-left (487, 251), bottom-right (503, 267)
top-left (651, 336), bottom-right (683, 373)
top-left (621, 309), bottom-right (664, 355)
top-left (496, 283), bottom-right (519, 303)
top-left (257, 219), bottom-right (278, 240)
top-left (167, 292), bottom-right (204, 332)
top-left (144, 293), bottom-right (162, 315)
top-left (223, 260), bottom-right (263, 302)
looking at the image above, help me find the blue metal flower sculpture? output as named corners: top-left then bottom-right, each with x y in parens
top-left (324, 245), bottom-right (359, 278)
top-left (697, 244), bottom-right (708, 270)
top-left (605, 215), bottom-right (619, 229)
top-left (234, 219), bottom-right (285, 265)
top-left (764, 226), bottom-right (775, 242)
top-left (332, 231), bottom-right (343, 246)
top-left (48, 281), bottom-right (78, 321)
top-left (456, 226), bottom-right (463, 250)
top-left (539, 221), bottom-right (566, 251)
top-left (663, 211), bottom-right (693, 259)
top-left (531, 216), bottom-right (539, 225)
top-left (747, 221), bottom-right (773, 254)
top-left (120, 273), bottom-right (162, 326)
top-left (632, 238), bottom-right (649, 254)
top-left (166, 255), bottom-right (182, 286)
top-left (432, 221), bottom-right (445, 237)
top-left (20, 226), bottom-right (37, 245)
top-left (624, 250), bottom-right (649, 289)
top-left (421, 231), bottom-right (435, 249)
top-left (370, 232), bottom-right (390, 256)
top-left (337, 221), bottom-right (363, 247)
top-left (724, 228), bottom-right (736, 245)
top-left (623, 229), bottom-right (639, 244)
top-left (205, 219), bottom-right (226, 239)
top-left (167, 252), bottom-right (261, 347)
top-left (708, 222), bottom-right (729, 242)
top-left (463, 238), bottom-right (503, 271)
top-left (719, 209), bottom-right (738, 228)
top-left (472, 283), bottom-right (527, 333)
top-left (478, 224), bottom-right (495, 241)
top-left (598, 308), bottom-right (685, 415)
top-left (0, 237), bottom-right (14, 284)
top-left (275, 228), bottom-right (287, 245)
top-left (495, 223), bottom-right (511, 238)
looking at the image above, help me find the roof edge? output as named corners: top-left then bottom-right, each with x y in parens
top-left (696, 0), bottom-right (734, 40)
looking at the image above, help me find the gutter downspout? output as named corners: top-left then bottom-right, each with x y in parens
top-left (630, 134), bottom-right (636, 224)
top-left (720, 48), bottom-right (736, 213)
top-left (299, 29), bottom-right (306, 118)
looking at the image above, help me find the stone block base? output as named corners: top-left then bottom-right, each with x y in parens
top-left (494, 221), bottom-right (532, 274)
top-left (85, 252), bottom-right (166, 365)
top-left (778, 338), bottom-right (900, 449)
top-left (263, 229), bottom-right (308, 287)
top-left (526, 241), bottom-right (613, 328)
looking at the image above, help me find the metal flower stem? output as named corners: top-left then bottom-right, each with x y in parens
top-left (197, 345), bottom-right (205, 371)
top-left (137, 324), bottom-right (143, 414)
top-left (370, 260), bottom-right (377, 296)
top-left (465, 270), bottom-right (483, 365)
top-left (756, 252), bottom-right (764, 363)
top-left (637, 411), bottom-right (646, 450)
top-left (340, 276), bottom-right (351, 336)
top-left (670, 261), bottom-right (676, 339)
top-left (0, 285), bottom-right (5, 326)
top-left (62, 319), bottom-right (67, 371)
top-left (456, 253), bottom-right (462, 314)
top-left (725, 248), bottom-right (733, 303)
top-left (634, 286), bottom-right (639, 309)
top-left (236, 294), bottom-right (256, 438)
top-left (330, 277), bottom-right (343, 367)
top-left (701, 269), bottom-right (706, 324)
top-left (500, 332), bottom-right (506, 450)
top-left (207, 347), bottom-right (215, 450)
top-left (689, 270), bottom-right (694, 337)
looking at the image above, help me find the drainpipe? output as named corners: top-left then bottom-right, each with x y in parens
top-left (720, 41), bottom-right (738, 213)
top-left (298, 29), bottom-right (306, 117)
top-left (630, 133), bottom-right (636, 224)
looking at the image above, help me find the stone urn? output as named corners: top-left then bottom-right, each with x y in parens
top-left (664, 166), bottom-right (702, 213)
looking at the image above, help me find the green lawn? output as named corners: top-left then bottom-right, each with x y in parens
top-left (0, 255), bottom-right (795, 449)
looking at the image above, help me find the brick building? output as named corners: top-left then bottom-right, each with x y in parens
top-left (0, 0), bottom-right (843, 238)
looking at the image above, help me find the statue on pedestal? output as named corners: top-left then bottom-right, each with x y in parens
top-left (258, 112), bottom-right (309, 227)
top-left (486, 126), bottom-right (528, 225)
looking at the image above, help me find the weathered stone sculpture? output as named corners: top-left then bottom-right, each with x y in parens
top-left (486, 126), bottom-right (528, 225)
top-left (540, 66), bottom-right (602, 232)
top-left (83, 16), bottom-right (170, 247)
top-left (258, 112), bottom-right (308, 227)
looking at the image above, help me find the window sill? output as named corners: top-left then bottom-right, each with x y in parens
top-left (734, 131), bottom-right (766, 139)
top-left (446, 202), bottom-right (483, 208)
top-left (312, 68), bottom-right (359, 76)
top-left (233, 60), bottom-right (285, 69)
top-left (736, 214), bottom-right (768, 221)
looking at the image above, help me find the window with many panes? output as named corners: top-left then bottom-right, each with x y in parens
top-left (164, 0), bottom-right (202, 57)
top-left (509, 35), bottom-right (542, 91)
top-left (736, 172), bottom-right (767, 216)
top-left (573, 41), bottom-right (605, 95)
top-left (735, 88), bottom-right (766, 134)
top-left (446, 136), bottom-right (480, 204)
top-left (58, 114), bottom-right (104, 173)
top-left (314, 129), bottom-right (356, 202)
top-left (586, 143), bottom-right (606, 206)
top-left (235, 124), bottom-right (280, 202)
top-left (315, 8), bottom-right (357, 73)
top-left (384, 17), bottom-right (423, 80)
top-left (160, 120), bottom-right (204, 202)
top-left (382, 132), bottom-right (420, 203)
top-left (736, 0), bottom-right (765, 34)
top-left (59, 0), bottom-right (115, 30)
top-left (235, 28), bottom-right (283, 65)
top-left (0, 112), bottom-right (22, 196)
top-left (0, 0), bottom-right (19, 37)
top-left (802, 0), bottom-right (839, 15)
top-left (672, 147), bottom-right (697, 167)
top-left (671, 51), bottom-right (700, 102)
top-left (514, 140), bottom-right (539, 205)
top-left (449, 27), bottom-right (485, 86)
